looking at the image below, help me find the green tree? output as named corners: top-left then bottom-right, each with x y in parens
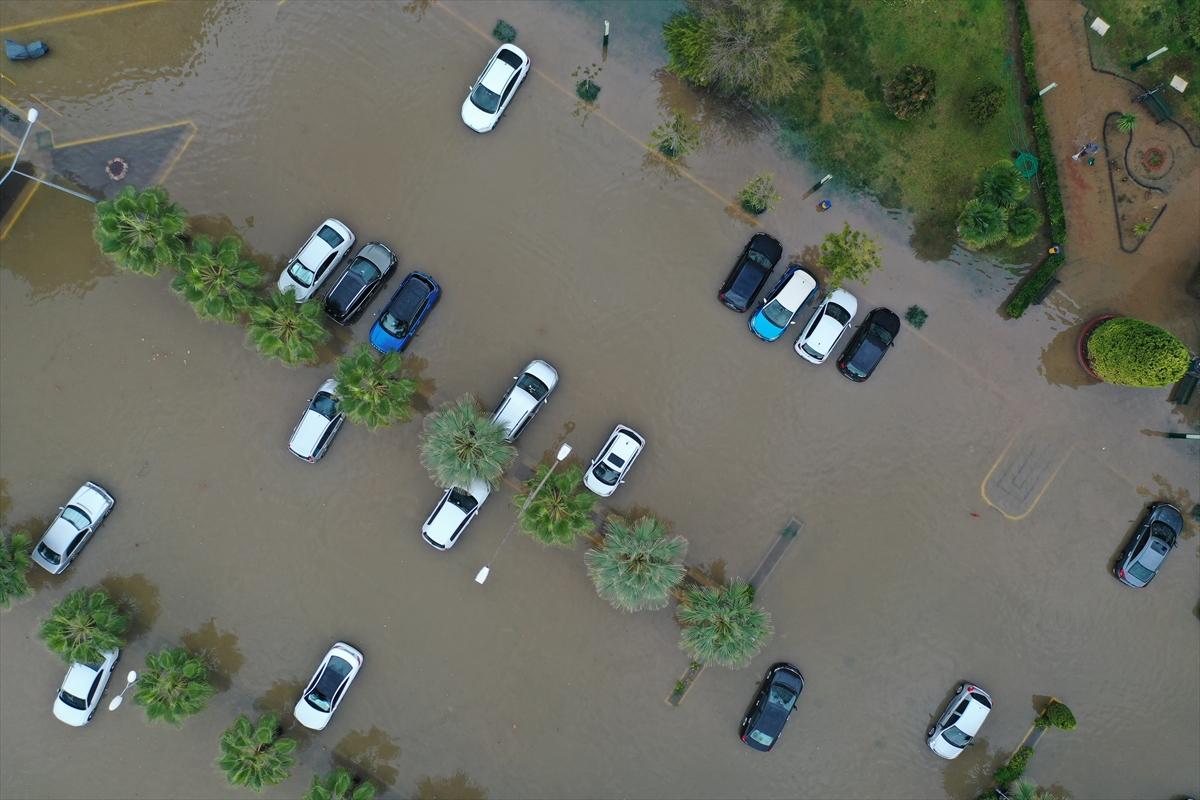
top-left (303, 767), bottom-right (377, 800)
top-left (133, 646), bottom-right (216, 725)
top-left (957, 199), bottom-right (1009, 249)
top-left (333, 343), bottom-right (418, 431)
top-left (0, 530), bottom-right (35, 609)
top-left (1044, 700), bottom-right (1077, 730)
top-left (818, 222), bottom-right (883, 288)
top-left (585, 514), bottom-right (687, 612)
top-left (1087, 317), bottom-right (1190, 387)
top-left (736, 172), bottom-right (782, 214)
top-left (678, 580), bottom-right (772, 668)
top-left (1116, 113), bottom-right (1137, 133)
top-left (975, 160), bottom-right (1029, 209)
top-left (650, 110), bottom-right (702, 160)
top-left (513, 464), bottom-right (598, 547)
top-left (1006, 205), bottom-right (1043, 246)
top-left (245, 288), bottom-right (331, 367)
top-left (38, 586), bottom-right (129, 664)
top-left (216, 713), bottom-right (297, 793)
top-left (170, 235), bottom-right (262, 323)
top-left (92, 185), bottom-right (189, 276)
top-left (420, 394), bottom-right (516, 489)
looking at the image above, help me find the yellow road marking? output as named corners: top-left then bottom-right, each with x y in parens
top-left (51, 119), bottom-right (195, 149)
top-left (156, 123), bottom-right (197, 183)
top-left (0, 180), bottom-right (40, 241)
top-left (28, 94), bottom-right (63, 117)
top-left (0, 0), bottom-right (164, 33)
top-left (981, 441), bottom-right (1076, 521)
top-left (0, 73), bottom-right (16, 86)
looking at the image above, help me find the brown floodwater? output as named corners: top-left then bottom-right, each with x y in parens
top-left (1, 2), bottom-right (1197, 798)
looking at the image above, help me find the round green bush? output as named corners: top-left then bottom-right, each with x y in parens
top-left (1046, 701), bottom-right (1076, 730)
top-left (967, 83), bottom-right (1005, 123)
top-left (1087, 318), bottom-right (1190, 387)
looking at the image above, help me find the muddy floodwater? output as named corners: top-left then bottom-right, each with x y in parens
top-left (1, 2), bottom-right (1197, 798)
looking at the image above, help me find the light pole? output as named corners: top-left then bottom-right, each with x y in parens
top-left (107, 670), bottom-right (139, 711)
top-left (0, 105), bottom-right (97, 203)
top-left (1130, 46), bottom-right (1167, 72)
top-left (475, 442), bottom-right (572, 585)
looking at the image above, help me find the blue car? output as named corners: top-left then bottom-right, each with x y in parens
top-left (369, 271), bottom-right (440, 353)
top-left (748, 266), bottom-right (819, 342)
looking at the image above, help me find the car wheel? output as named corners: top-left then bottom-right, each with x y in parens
top-left (927, 725), bottom-right (936, 736)
top-left (955, 684), bottom-right (964, 693)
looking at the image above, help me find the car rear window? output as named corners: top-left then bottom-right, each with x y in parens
top-left (317, 225), bottom-right (344, 248)
top-left (748, 729), bottom-right (775, 747)
top-left (746, 249), bottom-right (774, 269)
top-left (517, 373), bottom-right (549, 401)
top-left (825, 303), bottom-right (851, 325)
top-left (497, 49), bottom-right (523, 69)
top-left (1128, 562), bottom-right (1155, 582)
top-left (37, 541), bottom-right (61, 565)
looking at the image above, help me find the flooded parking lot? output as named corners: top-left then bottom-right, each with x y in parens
top-left (1, 2), bottom-right (1197, 798)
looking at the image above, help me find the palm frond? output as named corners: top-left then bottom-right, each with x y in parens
top-left (333, 343), bottom-right (418, 430)
top-left (585, 515), bottom-right (686, 611)
top-left (514, 464), bottom-right (598, 546)
top-left (419, 395), bottom-right (516, 488)
top-left (677, 580), bottom-right (772, 668)
top-left (38, 586), bottom-right (129, 664)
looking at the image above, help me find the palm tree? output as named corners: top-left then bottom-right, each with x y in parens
top-left (303, 767), bottom-right (377, 800)
top-left (1133, 221), bottom-right (1151, 237)
top-left (514, 464), bottom-right (598, 547)
top-left (1, 530), bottom-right (35, 609)
top-left (133, 646), bottom-right (216, 725)
top-left (957, 199), bottom-right (1009, 249)
top-left (333, 343), bottom-right (418, 431)
top-left (170, 235), bottom-right (262, 323)
top-left (677, 580), bottom-right (772, 668)
top-left (650, 110), bottom-right (702, 160)
top-left (974, 160), bottom-right (1029, 208)
top-left (38, 586), bottom-right (129, 664)
top-left (1006, 205), bottom-right (1043, 246)
top-left (245, 288), bottom-right (331, 367)
top-left (419, 394), bottom-right (516, 489)
top-left (92, 185), bottom-right (189, 276)
top-left (216, 713), bottom-right (297, 793)
top-left (1009, 778), bottom-right (1063, 800)
top-left (585, 515), bottom-right (687, 611)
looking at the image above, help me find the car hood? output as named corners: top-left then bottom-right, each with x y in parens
top-left (929, 733), bottom-right (965, 759)
top-left (290, 410), bottom-right (332, 457)
top-left (293, 695), bottom-right (331, 730)
top-left (461, 97), bottom-right (496, 131)
top-left (750, 312), bottom-right (786, 341)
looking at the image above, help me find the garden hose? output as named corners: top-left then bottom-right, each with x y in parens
top-left (1004, 55), bottom-right (1040, 183)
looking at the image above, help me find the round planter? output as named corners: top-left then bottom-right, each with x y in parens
top-left (1077, 314), bottom-right (1120, 381)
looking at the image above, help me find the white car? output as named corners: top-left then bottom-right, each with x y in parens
top-left (31, 481), bottom-right (115, 574)
top-left (277, 219), bottom-right (355, 302)
top-left (294, 642), bottom-right (363, 731)
top-left (461, 44), bottom-right (530, 133)
top-left (927, 683), bottom-right (993, 759)
top-left (288, 378), bottom-right (344, 463)
top-left (492, 360), bottom-right (559, 442)
top-left (583, 425), bottom-right (645, 498)
top-left (52, 649), bottom-right (120, 726)
top-left (422, 479), bottom-right (491, 550)
top-left (794, 288), bottom-right (858, 364)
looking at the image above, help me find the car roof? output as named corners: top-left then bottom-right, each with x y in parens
top-left (955, 697), bottom-right (991, 735)
top-left (607, 429), bottom-right (643, 460)
top-left (807, 309), bottom-right (850, 352)
top-left (481, 58), bottom-right (516, 92)
top-left (773, 269), bottom-right (818, 310)
top-left (290, 409), bottom-right (333, 456)
top-left (61, 661), bottom-right (100, 697)
top-left (493, 391), bottom-right (536, 435)
top-left (388, 274), bottom-right (433, 319)
top-left (40, 517), bottom-right (80, 553)
top-left (424, 481), bottom-right (491, 546)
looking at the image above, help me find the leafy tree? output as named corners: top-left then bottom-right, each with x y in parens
top-left (1116, 113), bottom-right (1137, 133)
top-left (818, 222), bottom-right (883, 288)
top-left (333, 343), bottom-right (418, 431)
top-left (92, 185), bottom-right (188, 276)
top-left (513, 464), bottom-right (598, 547)
top-left (736, 172), bottom-right (782, 214)
top-left (170, 235), bottom-right (262, 323)
top-left (38, 586), bottom-right (129, 664)
top-left (420, 394), bottom-right (516, 489)
top-left (585, 515), bottom-right (687, 612)
top-left (245, 288), bottom-right (331, 367)
top-left (966, 82), bottom-right (1005, 122)
top-left (975, 160), bottom-right (1029, 208)
top-left (303, 767), bottom-right (377, 800)
top-left (677, 579), bottom-right (772, 668)
top-left (1087, 317), bottom-right (1190, 387)
top-left (1, 530), bottom-right (35, 609)
top-left (134, 646), bottom-right (216, 725)
top-left (1006, 205), bottom-right (1043, 246)
top-left (650, 110), bottom-right (702, 160)
top-left (883, 65), bottom-right (937, 119)
top-left (957, 199), bottom-right (1009, 249)
top-left (216, 713), bottom-right (297, 793)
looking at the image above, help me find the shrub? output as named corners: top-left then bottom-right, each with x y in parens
top-left (967, 82), bottom-right (1005, 123)
top-left (1034, 714), bottom-right (1051, 730)
top-left (736, 172), bottom-right (782, 214)
top-left (993, 745), bottom-right (1034, 785)
top-left (492, 20), bottom-right (516, 44)
top-left (905, 306), bottom-right (927, 329)
top-left (975, 160), bottom-right (1029, 209)
top-left (1116, 113), bottom-right (1137, 133)
top-left (1133, 221), bottom-right (1151, 237)
top-left (650, 110), bottom-right (702, 160)
top-left (573, 64), bottom-right (602, 103)
top-left (1045, 700), bottom-right (1077, 730)
top-left (1007, 205), bottom-right (1043, 246)
top-left (1087, 318), bottom-right (1190, 387)
top-left (884, 65), bottom-right (936, 120)
top-left (957, 199), bottom-right (1009, 249)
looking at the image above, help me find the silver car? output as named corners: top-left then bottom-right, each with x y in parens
top-left (31, 481), bottom-right (115, 574)
top-left (492, 360), bottom-right (559, 442)
top-left (52, 649), bottom-right (120, 727)
top-left (927, 683), bottom-right (993, 759)
top-left (277, 219), bottom-right (355, 302)
top-left (288, 378), bottom-right (344, 463)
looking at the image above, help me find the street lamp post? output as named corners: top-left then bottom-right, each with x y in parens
top-left (0, 105), bottom-right (97, 203)
top-left (475, 442), bottom-right (572, 585)
top-left (1130, 46), bottom-right (1167, 72)
top-left (107, 670), bottom-right (139, 711)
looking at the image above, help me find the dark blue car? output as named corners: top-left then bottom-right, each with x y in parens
top-left (369, 271), bottom-right (440, 353)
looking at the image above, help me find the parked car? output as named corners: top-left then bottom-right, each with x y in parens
top-left (583, 425), bottom-right (645, 498)
top-left (461, 44), bottom-right (531, 133)
top-left (492, 360), bottom-right (559, 442)
top-left (294, 642), bottom-right (364, 731)
top-left (31, 481), bottom-right (115, 574)
top-left (322, 242), bottom-right (397, 324)
top-left (52, 649), bottom-right (120, 726)
top-left (288, 378), bottom-right (344, 463)
top-left (740, 662), bottom-right (804, 752)
top-left (1114, 502), bottom-right (1182, 588)
top-left (927, 683), bottom-right (993, 759)
top-left (421, 479), bottom-right (492, 551)
top-left (718, 232), bottom-right (783, 313)
top-left (277, 219), bottom-right (355, 302)
top-left (748, 266), bottom-right (819, 342)
top-left (369, 271), bottom-right (440, 353)
top-left (837, 307), bottom-right (900, 381)
top-left (794, 288), bottom-right (858, 364)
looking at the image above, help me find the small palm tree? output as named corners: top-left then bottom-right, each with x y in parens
top-left (1010, 778), bottom-right (1062, 800)
top-left (1, 530), bottom-right (35, 609)
top-left (736, 172), bottom-right (782, 215)
top-left (133, 646), bottom-right (216, 725)
top-left (333, 343), bottom-right (418, 431)
top-left (92, 185), bottom-right (189, 276)
top-left (38, 586), bottom-right (130, 664)
top-left (1006, 205), bottom-right (1043, 246)
top-left (245, 288), bottom-right (331, 367)
top-left (957, 199), bottom-right (1009, 249)
top-left (975, 160), bottom-right (1029, 208)
top-left (304, 767), bottom-right (377, 800)
top-left (1116, 113), bottom-right (1137, 133)
top-left (677, 580), bottom-right (772, 669)
top-left (1133, 221), bottom-right (1151, 237)
top-left (216, 713), bottom-right (297, 793)
top-left (514, 464), bottom-right (598, 547)
top-left (650, 110), bottom-right (702, 160)
top-left (585, 515), bottom-right (687, 611)
top-left (419, 394), bottom-right (516, 489)
top-left (170, 235), bottom-right (262, 323)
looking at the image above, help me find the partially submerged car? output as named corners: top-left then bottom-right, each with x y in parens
top-left (718, 233), bottom-right (783, 313)
top-left (461, 44), bottom-right (531, 133)
top-left (837, 307), bottom-right (900, 382)
top-left (31, 481), bottom-right (115, 574)
top-left (740, 663), bottom-right (804, 752)
top-left (288, 378), bottom-right (344, 463)
top-left (278, 219), bottom-right (355, 302)
top-left (748, 266), bottom-right (819, 342)
top-left (369, 271), bottom-right (440, 353)
top-left (294, 642), bottom-right (364, 731)
top-left (795, 289), bottom-right (857, 364)
top-left (583, 425), bottom-right (645, 498)
top-left (323, 242), bottom-right (397, 324)
top-left (927, 683), bottom-right (992, 759)
top-left (52, 649), bottom-right (120, 727)
top-left (422, 479), bottom-right (492, 551)
top-left (492, 360), bottom-right (559, 442)
top-left (1114, 502), bottom-right (1182, 588)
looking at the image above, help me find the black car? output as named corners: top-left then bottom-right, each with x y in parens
top-left (837, 307), bottom-right (900, 381)
top-left (718, 232), bottom-right (783, 313)
top-left (1114, 502), bottom-right (1182, 588)
top-left (323, 242), bottom-right (397, 324)
top-left (740, 662), bottom-right (803, 752)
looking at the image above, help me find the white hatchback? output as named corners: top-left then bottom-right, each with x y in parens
top-left (278, 219), bottom-right (355, 302)
top-left (492, 360), bottom-right (559, 442)
top-left (294, 642), bottom-right (363, 731)
top-left (422, 479), bottom-right (491, 550)
top-left (461, 44), bottom-right (530, 133)
top-left (794, 288), bottom-right (858, 364)
top-left (288, 378), bottom-right (344, 463)
top-left (31, 481), bottom-right (115, 575)
top-left (52, 649), bottom-right (120, 726)
top-left (927, 683), bottom-right (993, 759)
top-left (583, 425), bottom-right (645, 498)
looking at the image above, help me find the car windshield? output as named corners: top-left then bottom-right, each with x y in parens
top-left (470, 82), bottom-right (501, 113)
top-left (748, 729), bottom-right (775, 747)
top-left (517, 373), bottom-right (550, 401)
top-left (802, 343), bottom-right (825, 360)
top-left (312, 393), bottom-right (338, 419)
top-left (768, 685), bottom-right (797, 710)
top-left (448, 488), bottom-right (479, 514)
top-left (36, 542), bottom-right (61, 565)
top-left (761, 300), bottom-right (793, 328)
top-left (316, 225), bottom-right (344, 248)
top-left (1128, 561), bottom-right (1156, 583)
top-left (306, 656), bottom-right (352, 712)
top-left (348, 258), bottom-right (381, 285)
top-left (746, 249), bottom-right (774, 269)
top-left (592, 461), bottom-right (621, 486)
top-left (825, 303), bottom-right (851, 325)
top-left (58, 689), bottom-right (88, 711)
top-left (288, 261), bottom-right (315, 288)
top-left (1150, 521), bottom-right (1175, 542)
top-left (61, 506), bottom-right (91, 530)
top-left (380, 312), bottom-right (410, 338)
top-left (869, 323), bottom-right (894, 345)
top-left (942, 726), bottom-right (972, 747)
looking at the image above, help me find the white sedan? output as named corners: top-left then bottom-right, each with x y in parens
top-left (794, 289), bottom-right (858, 364)
top-left (294, 642), bottom-right (363, 731)
top-left (583, 425), bottom-right (645, 498)
top-left (461, 44), bottom-right (530, 133)
top-left (492, 360), bottom-right (558, 442)
top-left (422, 479), bottom-right (491, 550)
top-left (278, 219), bottom-right (355, 302)
top-left (31, 481), bottom-right (115, 575)
top-left (53, 649), bottom-right (120, 726)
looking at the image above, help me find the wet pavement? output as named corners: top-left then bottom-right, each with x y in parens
top-left (1, 2), bottom-right (1197, 798)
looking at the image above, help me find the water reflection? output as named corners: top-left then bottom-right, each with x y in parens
top-left (253, 677), bottom-right (312, 749)
top-left (651, 68), bottom-right (766, 151)
top-left (939, 735), bottom-right (1001, 800)
top-left (412, 770), bottom-right (488, 800)
top-left (180, 617), bottom-right (245, 692)
top-left (1037, 323), bottom-right (1093, 389)
top-left (402, 0), bottom-right (438, 22)
top-left (402, 355), bottom-right (435, 416)
top-left (571, 99), bottom-right (597, 129)
top-left (639, 150), bottom-right (684, 190)
top-left (99, 573), bottom-right (162, 642)
top-left (332, 725), bottom-right (401, 788)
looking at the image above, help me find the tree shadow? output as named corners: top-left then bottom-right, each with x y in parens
top-left (180, 617), bottom-right (245, 692)
top-left (402, 0), bottom-right (437, 21)
top-left (639, 150), bottom-right (684, 190)
top-left (651, 67), bottom-right (767, 151)
top-left (189, 213), bottom-right (288, 282)
top-left (607, 505), bottom-right (674, 532)
top-left (723, 203), bottom-right (758, 227)
top-left (536, 420), bottom-right (577, 469)
top-left (333, 725), bottom-right (402, 788)
top-left (99, 573), bottom-right (161, 642)
top-left (1037, 322), bottom-right (1094, 389)
top-left (1136, 475), bottom-right (1198, 539)
top-left (571, 99), bottom-right (596, 128)
top-left (253, 677), bottom-right (313, 749)
top-left (412, 770), bottom-right (488, 800)
top-left (402, 355), bottom-right (435, 415)
top-left (700, 557), bottom-right (728, 586)
top-left (1032, 693), bottom-right (1053, 715)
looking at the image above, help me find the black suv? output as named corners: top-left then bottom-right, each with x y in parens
top-left (837, 307), bottom-right (900, 381)
top-left (718, 233), bottom-right (783, 313)
top-left (740, 663), bottom-right (804, 752)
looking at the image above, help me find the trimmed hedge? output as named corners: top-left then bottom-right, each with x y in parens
top-left (1087, 318), bottom-right (1189, 387)
top-left (994, 745), bottom-right (1034, 785)
top-left (1045, 700), bottom-right (1077, 730)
